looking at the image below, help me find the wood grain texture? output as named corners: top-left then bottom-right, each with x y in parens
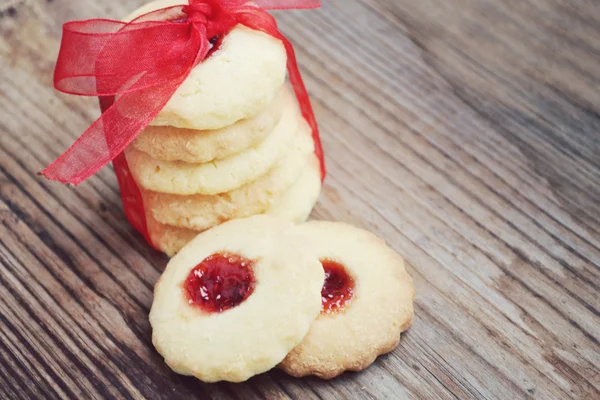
top-left (0, 0), bottom-right (599, 399)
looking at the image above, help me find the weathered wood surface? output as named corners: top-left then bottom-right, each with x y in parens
top-left (1, 0), bottom-right (599, 398)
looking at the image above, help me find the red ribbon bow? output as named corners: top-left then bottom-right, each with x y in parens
top-left (42, 0), bottom-right (325, 185)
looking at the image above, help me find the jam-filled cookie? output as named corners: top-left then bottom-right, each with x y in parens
top-left (124, 95), bottom-right (303, 195)
top-left (149, 215), bottom-right (324, 382)
top-left (132, 88), bottom-right (286, 163)
top-left (146, 155), bottom-right (322, 257)
top-left (141, 120), bottom-right (314, 231)
top-left (279, 221), bottom-right (415, 379)
top-left (126, 0), bottom-right (287, 130)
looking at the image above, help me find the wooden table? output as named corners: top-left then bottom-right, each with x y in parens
top-left (1, 0), bottom-right (599, 398)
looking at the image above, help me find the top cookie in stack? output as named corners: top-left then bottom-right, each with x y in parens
top-left (122, 0), bottom-right (323, 256)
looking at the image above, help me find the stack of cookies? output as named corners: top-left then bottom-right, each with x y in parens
top-left (122, 0), bottom-right (322, 256)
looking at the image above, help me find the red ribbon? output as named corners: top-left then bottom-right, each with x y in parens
top-left (42, 0), bottom-right (325, 185)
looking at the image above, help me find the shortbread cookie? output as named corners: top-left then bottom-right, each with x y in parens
top-left (279, 222), bottom-right (415, 379)
top-left (143, 125), bottom-right (314, 231)
top-left (149, 215), bottom-right (324, 382)
top-left (124, 96), bottom-right (303, 195)
top-left (132, 88), bottom-right (286, 163)
top-left (265, 154), bottom-right (321, 224)
top-left (146, 212), bottom-right (198, 258)
top-left (147, 155), bottom-right (322, 256)
top-left (126, 0), bottom-right (287, 130)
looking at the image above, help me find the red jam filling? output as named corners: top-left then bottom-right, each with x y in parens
top-left (206, 35), bottom-right (224, 57)
top-left (169, 16), bottom-right (224, 57)
top-left (320, 259), bottom-right (355, 314)
top-left (184, 252), bottom-right (256, 313)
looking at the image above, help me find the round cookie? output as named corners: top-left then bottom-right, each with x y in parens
top-left (143, 124), bottom-right (314, 231)
top-left (265, 154), bottom-right (321, 223)
top-left (146, 211), bottom-right (198, 258)
top-left (124, 94), bottom-right (303, 195)
top-left (279, 221), bottom-right (415, 379)
top-left (147, 154), bottom-right (322, 257)
top-left (149, 215), bottom-right (324, 382)
top-left (132, 88), bottom-right (286, 163)
top-left (125, 0), bottom-right (287, 130)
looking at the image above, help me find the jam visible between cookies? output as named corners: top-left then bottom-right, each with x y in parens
top-left (184, 252), bottom-right (256, 313)
top-left (320, 259), bottom-right (354, 314)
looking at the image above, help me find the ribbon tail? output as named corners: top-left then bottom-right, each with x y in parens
top-left (40, 81), bottom-right (181, 185)
top-left (280, 35), bottom-right (325, 180)
top-left (236, 9), bottom-right (325, 180)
